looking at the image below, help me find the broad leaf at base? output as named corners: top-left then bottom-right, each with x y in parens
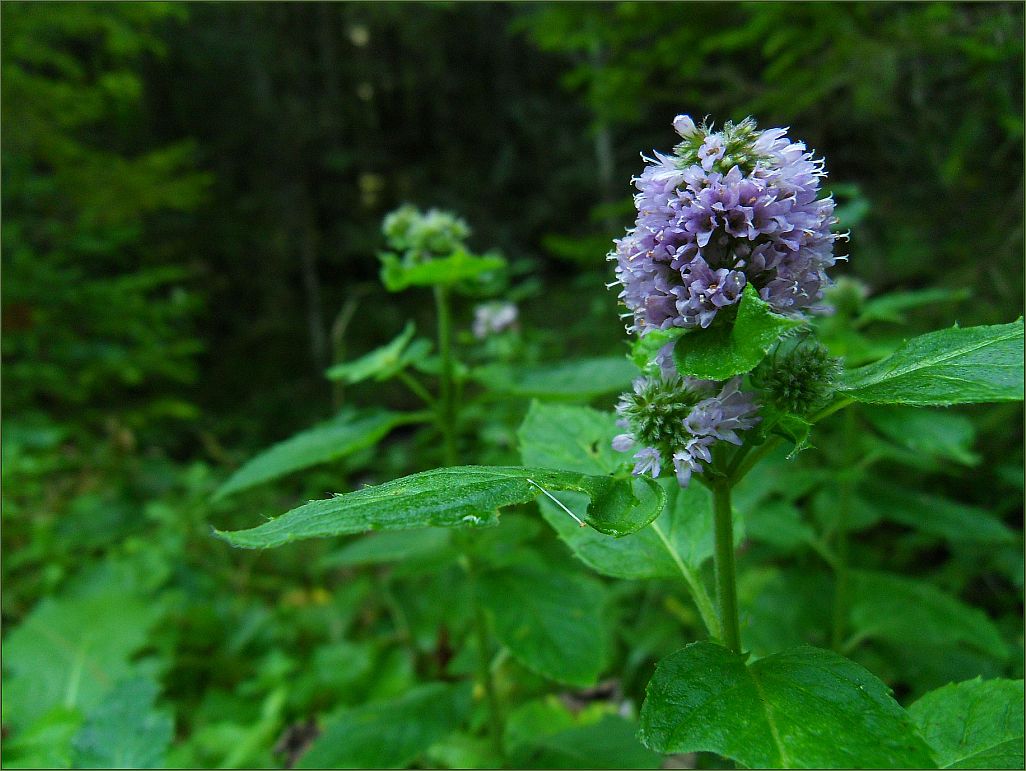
top-left (639, 642), bottom-right (935, 768)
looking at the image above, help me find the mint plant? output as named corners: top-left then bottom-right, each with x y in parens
top-left (216, 121), bottom-right (1024, 769)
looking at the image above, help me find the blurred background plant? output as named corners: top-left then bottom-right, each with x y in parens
top-left (2, 2), bottom-right (1022, 768)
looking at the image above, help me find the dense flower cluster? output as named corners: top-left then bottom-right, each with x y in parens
top-left (611, 116), bottom-right (842, 337)
top-left (613, 374), bottom-right (759, 487)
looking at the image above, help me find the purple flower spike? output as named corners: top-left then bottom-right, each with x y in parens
top-left (610, 116), bottom-right (842, 338)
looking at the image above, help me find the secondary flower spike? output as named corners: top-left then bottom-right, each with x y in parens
top-left (613, 374), bottom-right (759, 487)
top-left (611, 116), bottom-right (842, 336)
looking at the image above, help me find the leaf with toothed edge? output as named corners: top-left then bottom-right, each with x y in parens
top-left (838, 319), bottom-right (1024, 405)
top-left (213, 465), bottom-right (665, 549)
top-left (673, 284), bottom-right (803, 380)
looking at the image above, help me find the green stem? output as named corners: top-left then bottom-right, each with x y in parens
top-left (454, 534), bottom-right (505, 764)
top-left (830, 407), bottom-right (857, 651)
top-left (712, 481), bottom-right (742, 653)
top-left (433, 286), bottom-right (457, 466)
top-left (729, 436), bottom-right (782, 486)
top-left (809, 395), bottom-right (854, 424)
top-left (472, 599), bottom-right (506, 762)
top-left (651, 520), bottom-right (721, 640)
top-left (397, 370), bottom-right (436, 407)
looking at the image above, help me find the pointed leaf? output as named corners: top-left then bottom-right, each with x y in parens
top-left (909, 678), bottom-right (1024, 769)
top-left (858, 288), bottom-right (971, 326)
top-left (838, 320), bottom-right (1024, 405)
top-left (214, 409), bottom-right (417, 500)
top-left (214, 465), bottom-right (665, 548)
top-left (639, 642), bottom-right (935, 768)
top-left (673, 284), bottom-right (803, 380)
top-left (325, 321), bottom-right (422, 383)
top-left (860, 484), bottom-right (1014, 545)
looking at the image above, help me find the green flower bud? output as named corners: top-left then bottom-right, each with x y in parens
top-left (752, 334), bottom-right (841, 416)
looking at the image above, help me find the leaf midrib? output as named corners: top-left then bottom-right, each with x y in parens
top-left (844, 326), bottom-right (1020, 389)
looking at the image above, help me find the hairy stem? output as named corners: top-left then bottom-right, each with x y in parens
top-left (712, 481), bottom-right (742, 653)
top-left (433, 286), bottom-right (457, 466)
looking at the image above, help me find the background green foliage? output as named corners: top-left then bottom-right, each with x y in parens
top-left (2, 2), bottom-right (1022, 768)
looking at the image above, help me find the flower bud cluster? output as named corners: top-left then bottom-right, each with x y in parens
top-left (382, 204), bottom-right (471, 262)
top-left (752, 335), bottom-right (841, 416)
top-left (610, 116), bottom-right (842, 336)
top-left (613, 374), bottom-right (759, 487)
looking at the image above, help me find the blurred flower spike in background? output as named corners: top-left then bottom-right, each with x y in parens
top-left (472, 302), bottom-right (519, 340)
top-left (382, 204), bottom-right (471, 262)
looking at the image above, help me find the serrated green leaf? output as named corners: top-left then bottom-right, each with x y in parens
top-left (72, 678), bottom-right (174, 769)
top-left (838, 320), bottom-right (1024, 405)
top-left (863, 405), bottom-right (980, 466)
top-left (477, 563), bottom-right (608, 687)
top-left (1, 581), bottom-right (161, 731)
top-left (380, 249), bottom-right (506, 291)
top-left (296, 682), bottom-right (472, 769)
top-left (518, 402), bottom-right (740, 580)
top-left (673, 284), bottom-right (803, 380)
top-left (639, 642), bottom-right (935, 768)
top-left (909, 678), bottom-right (1024, 769)
top-left (214, 409), bottom-right (418, 500)
top-left (849, 571), bottom-right (1008, 659)
top-left (510, 714), bottom-right (662, 769)
top-left (324, 321), bottom-right (421, 383)
top-left (214, 465), bottom-right (665, 548)
top-left (472, 356), bottom-right (636, 400)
